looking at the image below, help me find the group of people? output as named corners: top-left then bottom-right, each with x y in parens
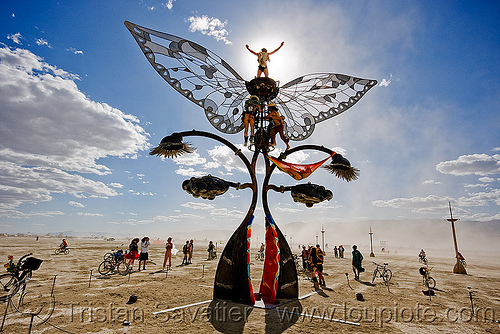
top-left (124, 237), bottom-right (150, 271)
top-left (120, 237), bottom-right (216, 272)
top-left (333, 245), bottom-right (345, 258)
top-left (181, 240), bottom-right (195, 265)
top-left (242, 97), bottom-right (290, 151)
top-left (162, 238), bottom-right (196, 270)
top-left (300, 245), bottom-right (326, 288)
top-left (300, 243), bottom-right (365, 283)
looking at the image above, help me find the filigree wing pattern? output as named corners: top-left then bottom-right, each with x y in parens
top-left (276, 73), bottom-right (377, 141)
top-left (125, 21), bottom-right (248, 134)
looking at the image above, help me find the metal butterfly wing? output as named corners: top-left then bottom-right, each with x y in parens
top-left (276, 73), bottom-right (377, 141)
top-left (125, 21), bottom-right (248, 134)
top-left (125, 21), bottom-right (377, 140)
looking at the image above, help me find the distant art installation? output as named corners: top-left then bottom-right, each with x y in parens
top-left (125, 21), bottom-right (376, 306)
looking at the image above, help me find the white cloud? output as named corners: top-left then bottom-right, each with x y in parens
top-left (181, 202), bottom-right (215, 210)
top-left (77, 212), bottom-right (103, 217)
top-left (7, 33), bottom-right (23, 45)
top-left (372, 189), bottom-right (500, 219)
top-left (210, 208), bottom-right (244, 218)
top-left (479, 177), bottom-right (495, 183)
top-left (173, 152), bottom-right (206, 166)
top-left (0, 45), bottom-right (149, 209)
top-left (436, 154), bottom-right (500, 176)
top-left (207, 145), bottom-right (248, 173)
top-left (379, 74), bottom-right (392, 87)
top-left (464, 183), bottom-right (488, 188)
top-left (187, 15), bottom-right (232, 45)
top-left (35, 38), bottom-right (52, 48)
top-left (275, 207), bottom-right (303, 213)
top-left (422, 179), bottom-right (442, 185)
top-left (66, 47), bottom-right (83, 55)
top-left (109, 183), bottom-right (124, 188)
top-left (0, 208), bottom-right (65, 218)
top-left (69, 201), bottom-right (85, 208)
top-left (164, 0), bottom-right (176, 10)
top-left (168, 213), bottom-right (205, 220)
top-left (372, 195), bottom-right (450, 213)
top-left (175, 167), bottom-right (206, 177)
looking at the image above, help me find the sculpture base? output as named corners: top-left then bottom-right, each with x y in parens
top-left (453, 262), bottom-right (467, 274)
top-left (369, 252), bottom-right (375, 257)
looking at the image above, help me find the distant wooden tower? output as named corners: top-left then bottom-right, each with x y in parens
top-left (447, 202), bottom-right (466, 274)
top-left (369, 225), bottom-right (375, 257)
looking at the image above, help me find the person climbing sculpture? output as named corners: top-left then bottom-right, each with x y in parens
top-left (246, 42), bottom-right (284, 78)
top-left (264, 103), bottom-right (290, 151)
top-left (243, 95), bottom-right (261, 146)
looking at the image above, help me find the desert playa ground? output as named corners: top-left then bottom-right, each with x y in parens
top-left (0, 236), bottom-right (499, 333)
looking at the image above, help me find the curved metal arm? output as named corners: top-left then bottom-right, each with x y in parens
top-left (263, 144), bottom-right (335, 204)
top-left (176, 130), bottom-right (259, 219)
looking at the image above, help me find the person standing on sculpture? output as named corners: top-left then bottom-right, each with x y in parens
top-left (246, 42), bottom-right (284, 78)
top-left (243, 95), bottom-right (260, 146)
top-left (264, 103), bottom-right (290, 150)
top-left (351, 245), bottom-right (364, 280)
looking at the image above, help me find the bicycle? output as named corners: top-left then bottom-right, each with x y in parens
top-left (255, 251), bottom-right (264, 261)
top-left (1, 253), bottom-right (43, 302)
top-left (117, 261), bottom-right (133, 276)
top-left (371, 262), bottom-right (392, 283)
top-left (98, 250), bottom-right (125, 275)
top-left (103, 245), bottom-right (125, 261)
top-left (54, 247), bottom-right (70, 255)
top-left (419, 266), bottom-right (436, 289)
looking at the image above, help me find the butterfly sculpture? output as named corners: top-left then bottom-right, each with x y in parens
top-left (125, 21), bottom-right (377, 307)
top-left (124, 21), bottom-right (377, 140)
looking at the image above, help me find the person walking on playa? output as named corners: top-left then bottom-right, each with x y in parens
top-left (163, 237), bottom-right (173, 270)
top-left (182, 240), bottom-right (189, 265)
top-left (351, 245), bottom-right (365, 280)
top-left (334, 246), bottom-right (338, 258)
top-left (207, 241), bottom-right (216, 260)
top-left (339, 245), bottom-right (345, 258)
top-left (188, 239), bottom-right (194, 264)
top-left (310, 245), bottom-right (326, 287)
top-left (138, 237), bottom-right (150, 271)
top-left (301, 245), bottom-right (309, 270)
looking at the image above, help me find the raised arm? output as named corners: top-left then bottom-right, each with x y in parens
top-left (246, 44), bottom-right (258, 55)
top-left (268, 41), bottom-right (284, 55)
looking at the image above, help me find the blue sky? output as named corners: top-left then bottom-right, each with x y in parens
top-left (0, 1), bottom-right (499, 244)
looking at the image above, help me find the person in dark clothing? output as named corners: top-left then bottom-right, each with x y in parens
top-left (352, 245), bottom-right (364, 280)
